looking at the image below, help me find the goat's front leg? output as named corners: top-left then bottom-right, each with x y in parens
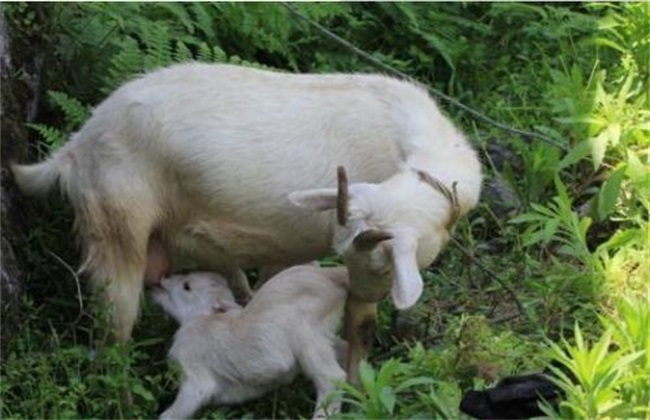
top-left (344, 297), bottom-right (378, 387)
top-left (296, 332), bottom-right (347, 418)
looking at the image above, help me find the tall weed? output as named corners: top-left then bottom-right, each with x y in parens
top-left (543, 294), bottom-right (650, 418)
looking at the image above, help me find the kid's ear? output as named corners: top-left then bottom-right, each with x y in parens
top-left (212, 298), bottom-right (241, 313)
top-left (288, 188), bottom-right (338, 211)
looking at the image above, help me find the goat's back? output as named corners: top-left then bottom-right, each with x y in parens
top-left (13, 62), bottom-right (479, 272)
top-left (245, 265), bottom-right (348, 320)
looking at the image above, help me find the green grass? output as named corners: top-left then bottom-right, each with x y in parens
top-left (2, 2), bottom-right (648, 419)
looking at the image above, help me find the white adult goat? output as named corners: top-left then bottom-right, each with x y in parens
top-left (11, 63), bottom-right (482, 344)
top-left (151, 267), bottom-right (347, 419)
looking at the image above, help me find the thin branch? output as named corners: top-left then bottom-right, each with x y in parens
top-left (448, 236), bottom-right (533, 326)
top-left (47, 250), bottom-right (84, 324)
top-left (282, 2), bottom-right (568, 151)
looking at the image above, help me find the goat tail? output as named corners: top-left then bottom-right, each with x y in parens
top-left (10, 144), bottom-right (75, 197)
top-left (11, 158), bottom-right (61, 197)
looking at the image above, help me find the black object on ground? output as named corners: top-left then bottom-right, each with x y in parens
top-left (460, 371), bottom-right (563, 419)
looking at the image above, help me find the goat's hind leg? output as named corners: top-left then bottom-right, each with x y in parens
top-left (84, 246), bottom-right (148, 342)
top-left (160, 376), bottom-right (217, 419)
top-left (77, 194), bottom-right (156, 342)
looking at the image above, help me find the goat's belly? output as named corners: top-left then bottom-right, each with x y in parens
top-left (215, 367), bottom-right (299, 405)
top-left (173, 218), bottom-right (329, 269)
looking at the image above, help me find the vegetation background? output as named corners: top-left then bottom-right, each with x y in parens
top-left (1, 2), bottom-right (648, 419)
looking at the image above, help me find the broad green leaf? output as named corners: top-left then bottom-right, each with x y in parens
top-left (589, 37), bottom-right (627, 53)
top-left (589, 131), bottom-right (610, 169)
top-left (379, 386), bottom-right (396, 414)
top-left (359, 360), bottom-right (377, 395)
top-left (509, 212), bottom-right (546, 224)
top-left (597, 227), bottom-right (640, 251)
top-left (375, 359), bottom-right (400, 388)
top-left (597, 166), bottom-right (626, 220)
top-left (578, 217), bottom-right (593, 238)
top-left (559, 139), bottom-right (593, 170)
top-left (131, 383), bottom-right (155, 402)
top-left (625, 150), bottom-right (648, 181)
top-left (394, 377), bottom-right (436, 393)
top-left (604, 123), bottom-right (622, 147)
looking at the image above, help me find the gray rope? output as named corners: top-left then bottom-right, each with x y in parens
top-left (282, 2), bottom-right (568, 151)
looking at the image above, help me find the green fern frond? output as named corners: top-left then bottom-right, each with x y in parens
top-left (212, 45), bottom-right (227, 62)
top-left (174, 41), bottom-right (193, 62)
top-left (142, 25), bottom-right (174, 70)
top-left (26, 123), bottom-right (68, 149)
top-left (190, 3), bottom-right (216, 40)
top-left (157, 3), bottom-right (195, 35)
top-left (197, 42), bottom-right (213, 63)
top-left (46, 91), bottom-right (90, 128)
top-left (196, 42), bottom-right (227, 63)
top-left (104, 37), bottom-right (145, 93)
top-left (298, 3), bottom-right (353, 22)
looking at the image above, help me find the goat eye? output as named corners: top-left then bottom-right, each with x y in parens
top-left (183, 282), bottom-right (191, 291)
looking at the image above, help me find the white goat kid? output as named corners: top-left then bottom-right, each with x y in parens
top-left (11, 63), bottom-right (481, 343)
top-left (151, 267), bottom-right (348, 419)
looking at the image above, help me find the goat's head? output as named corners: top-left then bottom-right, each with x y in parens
top-left (150, 272), bottom-right (239, 324)
top-left (289, 166), bottom-right (459, 309)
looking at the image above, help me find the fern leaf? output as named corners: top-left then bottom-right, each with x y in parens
top-left (157, 3), bottom-right (194, 35)
top-left (174, 40), bottom-right (193, 62)
top-left (197, 42), bottom-right (213, 63)
top-left (190, 3), bottom-right (216, 40)
top-left (27, 123), bottom-right (68, 149)
top-left (104, 37), bottom-right (145, 93)
top-left (212, 45), bottom-right (227, 62)
top-left (142, 25), bottom-right (174, 70)
top-left (47, 91), bottom-right (90, 128)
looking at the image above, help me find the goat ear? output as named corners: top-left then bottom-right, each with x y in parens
top-left (212, 298), bottom-right (241, 313)
top-left (390, 237), bottom-right (423, 310)
top-left (288, 188), bottom-right (338, 211)
top-left (353, 229), bottom-right (393, 251)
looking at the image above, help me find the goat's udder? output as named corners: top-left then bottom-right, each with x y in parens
top-left (143, 237), bottom-right (171, 287)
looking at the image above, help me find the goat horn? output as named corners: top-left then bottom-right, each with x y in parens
top-left (337, 166), bottom-right (349, 226)
top-left (416, 170), bottom-right (461, 230)
top-left (353, 229), bottom-right (393, 251)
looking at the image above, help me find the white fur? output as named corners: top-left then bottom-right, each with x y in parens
top-left (151, 266), bottom-right (348, 419)
top-left (289, 166), bottom-right (481, 309)
top-left (11, 63), bottom-right (482, 339)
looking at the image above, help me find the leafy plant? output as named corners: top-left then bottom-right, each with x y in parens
top-left (0, 320), bottom-right (172, 419)
top-left (543, 294), bottom-right (650, 418)
top-left (511, 177), bottom-right (597, 268)
top-left (27, 91), bottom-right (90, 150)
top-left (338, 359), bottom-right (450, 419)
